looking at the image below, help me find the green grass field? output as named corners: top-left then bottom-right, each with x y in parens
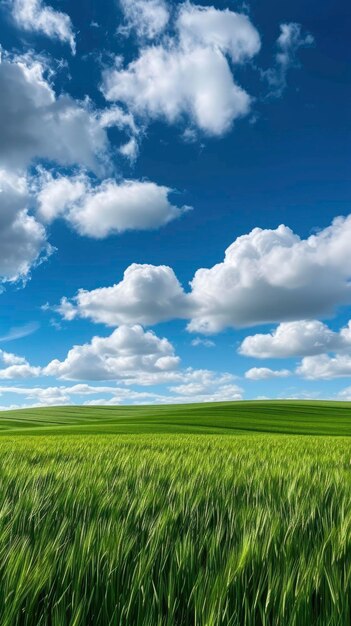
top-left (1, 401), bottom-right (351, 625)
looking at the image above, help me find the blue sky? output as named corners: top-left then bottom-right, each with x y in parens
top-left (0, 0), bottom-right (349, 408)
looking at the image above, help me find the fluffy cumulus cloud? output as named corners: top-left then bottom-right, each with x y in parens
top-left (177, 3), bottom-right (260, 63)
top-left (56, 214), bottom-right (351, 333)
top-left (103, 3), bottom-right (260, 136)
top-left (37, 173), bottom-right (190, 237)
top-left (297, 355), bottom-right (351, 380)
top-left (239, 320), bottom-right (351, 359)
top-left (55, 263), bottom-right (191, 326)
top-left (0, 349), bottom-right (40, 379)
top-left (188, 215), bottom-right (351, 333)
top-left (0, 168), bottom-right (50, 283)
top-left (118, 0), bottom-right (169, 40)
top-left (11, 0), bottom-right (76, 53)
top-left (245, 367), bottom-right (291, 380)
top-left (44, 325), bottom-right (180, 381)
top-left (0, 52), bottom-right (108, 172)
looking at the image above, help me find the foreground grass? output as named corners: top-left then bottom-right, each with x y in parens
top-left (1, 403), bottom-right (351, 624)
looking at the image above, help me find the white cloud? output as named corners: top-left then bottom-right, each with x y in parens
top-left (0, 350), bottom-right (242, 405)
top-left (103, 4), bottom-right (260, 136)
top-left (103, 46), bottom-right (251, 137)
top-left (0, 168), bottom-right (51, 283)
top-left (164, 383), bottom-right (242, 403)
top-left (39, 324), bottom-right (240, 394)
top-left (0, 52), bottom-right (108, 172)
top-left (99, 106), bottom-right (138, 135)
top-left (119, 367), bottom-right (233, 387)
top-left (0, 321), bottom-right (39, 342)
top-left (188, 215), bottom-right (351, 333)
top-left (37, 173), bottom-right (190, 237)
top-left (338, 387), bottom-right (351, 401)
top-left (245, 367), bottom-right (291, 380)
top-left (239, 319), bottom-right (351, 381)
top-left (0, 351), bottom-right (27, 365)
top-left (119, 137), bottom-right (139, 162)
top-left (297, 355), bottom-right (351, 380)
top-left (0, 383), bottom-right (154, 406)
top-left (118, 0), bottom-right (169, 40)
top-left (44, 324), bottom-right (180, 381)
top-left (54, 214), bottom-right (351, 333)
top-left (264, 22), bottom-right (314, 97)
top-left (11, 0), bottom-right (76, 53)
top-left (0, 349), bottom-right (40, 379)
top-left (177, 3), bottom-right (260, 63)
top-left (169, 374), bottom-right (241, 396)
top-left (239, 320), bottom-right (351, 359)
top-left (99, 106), bottom-right (140, 162)
top-left (0, 385), bottom-right (71, 405)
top-left (191, 337), bottom-right (215, 348)
top-left (86, 372), bottom-right (242, 404)
top-left (55, 263), bottom-right (191, 326)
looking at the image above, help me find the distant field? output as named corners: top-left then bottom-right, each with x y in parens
top-left (1, 402), bottom-right (351, 625)
top-left (1, 399), bottom-right (351, 436)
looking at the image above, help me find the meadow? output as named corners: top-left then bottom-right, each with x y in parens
top-left (0, 401), bottom-right (351, 625)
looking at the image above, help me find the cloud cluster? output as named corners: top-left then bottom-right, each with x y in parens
top-left (0, 6), bottom-right (314, 295)
top-left (11, 0), bottom-right (76, 53)
top-left (0, 325), bottom-right (241, 406)
top-left (240, 318), bottom-right (351, 381)
top-left (0, 383), bottom-right (156, 406)
top-left (37, 173), bottom-right (189, 237)
top-left (0, 50), bottom-right (192, 284)
top-left (103, 3), bottom-right (260, 136)
top-left (0, 372), bottom-right (243, 407)
top-left (55, 214), bottom-right (351, 333)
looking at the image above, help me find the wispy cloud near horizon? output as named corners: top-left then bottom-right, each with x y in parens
top-left (0, 322), bottom-right (40, 343)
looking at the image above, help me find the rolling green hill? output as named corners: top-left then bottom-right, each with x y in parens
top-left (0, 400), bottom-right (351, 436)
